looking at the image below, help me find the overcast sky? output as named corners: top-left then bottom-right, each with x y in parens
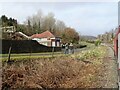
top-left (0, 2), bottom-right (118, 36)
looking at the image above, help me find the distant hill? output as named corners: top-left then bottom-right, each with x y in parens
top-left (80, 35), bottom-right (97, 41)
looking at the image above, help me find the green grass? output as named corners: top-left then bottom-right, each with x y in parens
top-left (1, 52), bottom-right (62, 57)
top-left (2, 53), bottom-right (67, 62)
top-left (79, 41), bottom-right (95, 46)
top-left (72, 45), bottom-right (107, 62)
top-left (1, 42), bottom-right (96, 62)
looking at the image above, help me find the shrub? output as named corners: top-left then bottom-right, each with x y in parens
top-left (95, 40), bottom-right (101, 46)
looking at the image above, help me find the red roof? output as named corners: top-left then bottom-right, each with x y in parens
top-left (31, 31), bottom-right (55, 38)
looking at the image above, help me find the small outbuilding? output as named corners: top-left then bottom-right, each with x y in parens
top-left (31, 30), bottom-right (61, 47)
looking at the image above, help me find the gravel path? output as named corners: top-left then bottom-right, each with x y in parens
top-left (100, 46), bottom-right (118, 88)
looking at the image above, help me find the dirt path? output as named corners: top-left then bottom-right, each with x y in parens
top-left (100, 46), bottom-right (118, 88)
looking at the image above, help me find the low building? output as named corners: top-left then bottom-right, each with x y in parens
top-left (1, 26), bottom-right (31, 40)
top-left (12, 32), bottom-right (31, 40)
top-left (31, 31), bottom-right (61, 47)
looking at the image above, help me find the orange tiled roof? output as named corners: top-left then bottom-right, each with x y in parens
top-left (31, 31), bottom-right (55, 38)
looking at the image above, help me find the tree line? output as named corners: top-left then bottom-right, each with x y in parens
top-left (0, 15), bottom-right (17, 27)
top-left (1, 10), bottom-right (80, 44)
top-left (97, 29), bottom-right (115, 43)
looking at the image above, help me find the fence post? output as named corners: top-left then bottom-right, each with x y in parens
top-left (8, 46), bottom-right (11, 63)
top-left (29, 40), bottom-right (32, 60)
top-left (52, 47), bottom-right (54, 57)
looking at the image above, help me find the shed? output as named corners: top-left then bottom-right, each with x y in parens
top-left (31, 31), bottom-right (61, 47)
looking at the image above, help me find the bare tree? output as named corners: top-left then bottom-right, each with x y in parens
top-left (25, 10), bottom-right (44, 34)
top-left (56, 20), bottom-right (66, 31)
top-left (42, 12), bottom-right (56, 33)
top-left (54, 20), bottom-right (66, 36)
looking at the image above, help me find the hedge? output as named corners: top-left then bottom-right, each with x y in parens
top-left (2, 40), bottom-right (61, 54)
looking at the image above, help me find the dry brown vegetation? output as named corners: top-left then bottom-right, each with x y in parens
top-left (2, 46), bottom-right (109, 89)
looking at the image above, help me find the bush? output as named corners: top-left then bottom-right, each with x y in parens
top-left (74, 44), bottom-right (87, 48)
top-left (95, 40), bottom-right (101, 46)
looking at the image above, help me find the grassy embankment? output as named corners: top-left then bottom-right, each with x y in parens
top-left (1, 52), bottom-right (63, 61)
top-left (2, 45), bottom-right (108, 89)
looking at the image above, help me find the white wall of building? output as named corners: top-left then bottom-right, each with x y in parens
top-left (52, 41), bottom-right (55, 47)
top-left (32, 38), bottom-right (41, 42)
top-left (57, 41), bottom-right (60, 47)
top-left (33, 38), bottom-right (48, 46)
top-left (32, 37), bottom-right (61, 47)
top-left (41, 38), bottom-right (47, 41)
